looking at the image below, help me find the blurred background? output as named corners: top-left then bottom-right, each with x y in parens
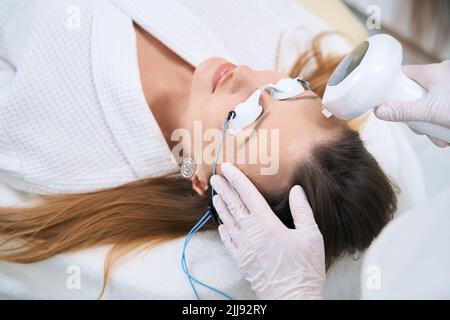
top-left (346, 0), bottom-right (449, 64)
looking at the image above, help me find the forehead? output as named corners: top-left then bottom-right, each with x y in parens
top-left (232, 93), bottom-right (343, 183)
top-left (257, 92), bottom-right (339, 148)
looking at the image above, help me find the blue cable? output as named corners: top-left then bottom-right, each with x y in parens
top-left (181, 115), bottom-right (234, 300)
top-left (181, 210), bottom-right (233, 300)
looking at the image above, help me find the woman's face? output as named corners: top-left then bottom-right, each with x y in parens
top-left (181, 57), bottom-right (343, 194)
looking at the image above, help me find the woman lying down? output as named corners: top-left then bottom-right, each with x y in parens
top-left (0, 0), bottom-right (397, 298)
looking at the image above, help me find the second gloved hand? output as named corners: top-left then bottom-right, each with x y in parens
top-left (210, 163), bottom-right (326, 300)
top-left (375, 60), bottom-right (450, 147)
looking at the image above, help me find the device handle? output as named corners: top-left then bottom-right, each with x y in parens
top-left (383, 71), bottom-right (450, 143)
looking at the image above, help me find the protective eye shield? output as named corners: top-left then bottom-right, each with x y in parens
top-left (228, 77), bottom-right (311, 135)
top-left (266, 77), bottom-right (311, 100)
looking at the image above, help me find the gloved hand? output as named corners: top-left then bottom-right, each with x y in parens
top-left (210, 163), bottom-right (326, 300)
top-left (374, 60), bottom-right (450, 148)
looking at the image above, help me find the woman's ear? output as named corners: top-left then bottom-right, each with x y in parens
top-left (191, 174), bottom-right (208, 195)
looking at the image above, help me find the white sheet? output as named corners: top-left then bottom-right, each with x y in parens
top-left (361, 187), bottom-right (450, 299)
top-left (0, 115), bottom-right (426, 299)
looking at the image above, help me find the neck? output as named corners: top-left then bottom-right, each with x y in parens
top-left (135, 23), bottom-right (194, 149)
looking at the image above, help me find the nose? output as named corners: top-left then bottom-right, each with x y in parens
top-left (229, 65), bottom-right (259, 94)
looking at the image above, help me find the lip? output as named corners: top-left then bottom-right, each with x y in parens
top-left (212, 62), bottom-right (236, 93)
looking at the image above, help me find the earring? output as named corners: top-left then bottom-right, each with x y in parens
top-left (180, 157), bottom-right (196, 178)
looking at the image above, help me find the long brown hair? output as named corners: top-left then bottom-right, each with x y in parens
top-left (0, 34), bottom-right (397, 297)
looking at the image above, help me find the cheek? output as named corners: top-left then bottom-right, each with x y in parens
top-left (203, 96), bottom-right (230, 130)
top-left (197, 93), bottom-right (245, 129)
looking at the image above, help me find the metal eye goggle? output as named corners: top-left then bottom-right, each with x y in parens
top-left (263, 77), bottom-right (311, 100)
top-left (227, 77), bottom-right (312, 135)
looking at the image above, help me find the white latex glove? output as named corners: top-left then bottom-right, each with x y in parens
top-left (210, 163), bottom-right (325, 300)
top-left (374, 60), bottom-right (450, 148)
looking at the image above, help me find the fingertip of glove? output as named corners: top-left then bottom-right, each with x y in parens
top-left (221, 162), bottom-right (234, 172)
top-left (210, 175), bottom-right (220, 189)
top-left (374, 104), bottom-right (390, 119)
top-left (429, 136), bottom-right (449, 148)
top-left (221, 162), bottom-right (238, 180)
top-left (290, 185), bottom-right (305, 199)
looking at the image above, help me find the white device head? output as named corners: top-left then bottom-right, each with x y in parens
top-left (322, 34), bottom-right (425, 120)
top-left (322, 33), bottom-right (450, 143)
